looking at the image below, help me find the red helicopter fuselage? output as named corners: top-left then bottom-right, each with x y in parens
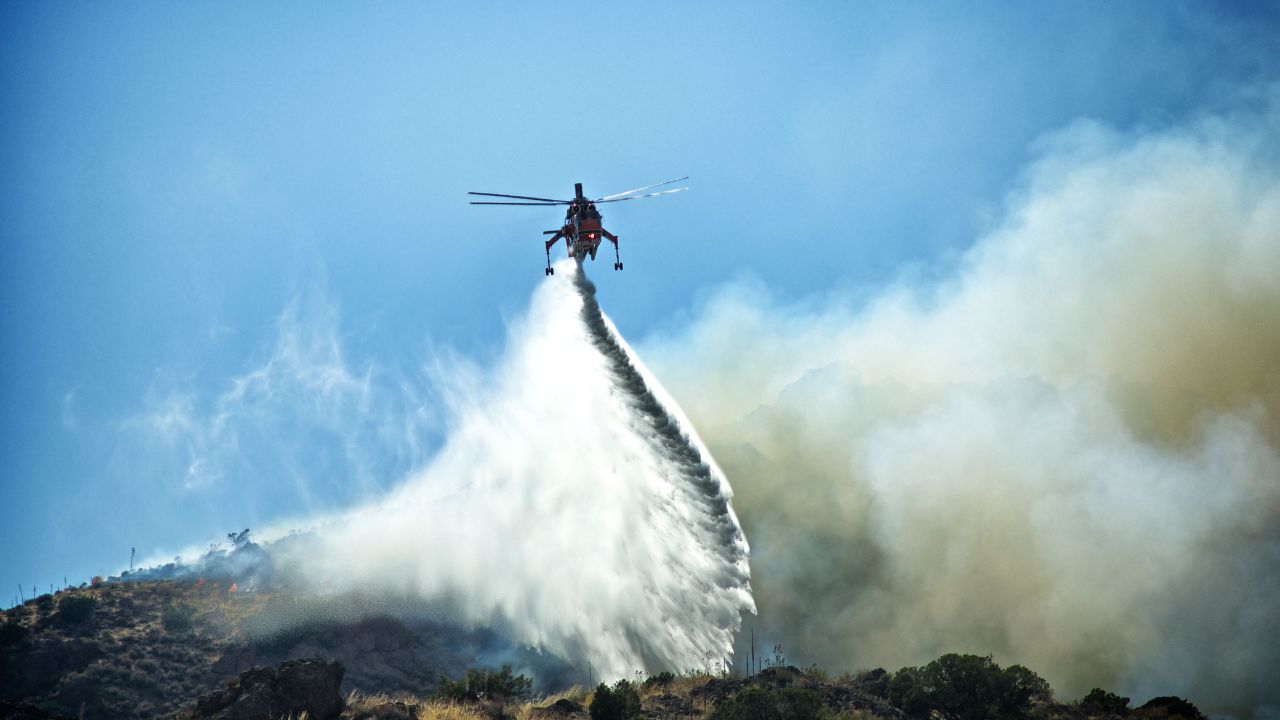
top-left (542, 184), bottom-right (620, 275)
top-left (468, 177), bottom-right (687, 276)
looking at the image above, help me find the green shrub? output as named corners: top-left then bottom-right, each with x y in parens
top-left (437, 664), bottom-right (532, 700)
top-left (131, 668), bottom-right (161, 691)
top-left (1080, 688), bottom-right (1130, 716)
top-left (161, 602), bottom-right (196, 631)
top-left (643, 671), bottom-right (676, 689)
top-left (436, 675), bottom-right (466, 700)
top-left (759, 665), bottom-right (802, 688)
top-left (590, 679), bottom-right (642, 720)
top-left (855, 668), bottom-right (891, 698)
top-left (777, 688), bottom-right (824, 720)
top-left (709, 687), bottom-right (825, 720)
top-left (0, 621), bottom-right (29, 646)
top-left (803, 664), bottom-right (829, 683)
top-left (710, 688), bottom-right (777, 720)
top-left (55, 594), bottom-right (97, 625)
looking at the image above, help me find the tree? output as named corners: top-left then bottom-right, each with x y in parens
top-left (1080, 688), bottom-right (1130, 716)
top-left (920, 654), bottom-right (1001, 720)
top-left (889, 654), bottom-right (1051, 720)
top-left (1000, 664), bottom-right (1053, 710)
top-left (855, 668), bottom-right (891, 699)
top-left (888, 667), bottom-right (931, 719)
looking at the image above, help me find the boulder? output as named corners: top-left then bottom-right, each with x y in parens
top-left (642, 694), bottom-right (695, 720)
top-left (532, 698), bottom-right (589, 719)
top-left (276, 659), bottom-right (345, 720)
top-left (194, 659), bottom-right (344, 720)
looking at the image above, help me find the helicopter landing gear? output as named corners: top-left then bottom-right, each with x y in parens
top-left (614, 262), bottom-right (623, 271)
top-left (545, 245), bottom-right (554, 276)
top-left (545, 266), bottom-right (554, 276)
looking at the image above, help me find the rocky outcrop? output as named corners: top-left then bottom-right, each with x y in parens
top-left (1132, 696), bottom-right (1206, 720)
top-left (641, 694), bottom-right (694, 720)
top-left (532, 698), bottom-right (589, 720)
top-left (194, 659), bottom-right (344, 720)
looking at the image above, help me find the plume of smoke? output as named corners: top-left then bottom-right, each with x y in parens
top-left (272, 261), bottom-right (754, 680)
top-left (641, 96), bottom-right (1280, 716)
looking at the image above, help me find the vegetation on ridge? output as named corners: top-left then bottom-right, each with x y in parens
top-left (0, 577), bottom-right (1209, 720)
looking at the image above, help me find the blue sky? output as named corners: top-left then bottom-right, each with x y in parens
top-left (2, 2), bottom-right (1277, 603)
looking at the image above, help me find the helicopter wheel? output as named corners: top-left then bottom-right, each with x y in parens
top-left (614, 262), bottom-right (623, 271)
top-left (545, 267), bottom-right (554, 276)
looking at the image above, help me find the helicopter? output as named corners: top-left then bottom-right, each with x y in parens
top-left (469, 177), bottom-right (688, 275)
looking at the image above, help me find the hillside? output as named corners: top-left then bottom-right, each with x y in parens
top-left (0, 576), bottom-right (1209, 720)
top-left (0, 577), bottom-right (568, 719)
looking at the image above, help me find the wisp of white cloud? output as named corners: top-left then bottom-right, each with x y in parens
top-left (128, 289), bottom-right (437, 507)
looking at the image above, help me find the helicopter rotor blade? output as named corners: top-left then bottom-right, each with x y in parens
top-left (595, 187), bottom-right (688, 203)
top-left (470, 201), bottom-right (567, 206)
top-left (468, 191), bottom-right (573, 203)
top-left (597, 176), bottom-right (689, 201)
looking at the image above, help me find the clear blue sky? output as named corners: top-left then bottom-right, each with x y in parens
top-left (2, 1), bottom-right (1277, 603)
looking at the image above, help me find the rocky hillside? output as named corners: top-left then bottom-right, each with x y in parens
top-left (0, 578), bottom-right (568, 719)
top-left (0, 555), bottom-right (1209, 720)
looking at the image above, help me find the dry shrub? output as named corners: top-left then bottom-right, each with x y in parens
top-left (662, 673), bottom-right (716, 701)
top-left (538, 685), bottom-right (591, 707)
top-left (345, 689), bottom-right (424, 714)
top-left (416, 700), bottom-right (492, 720)
top-left (508, 685), bottom-right (592, 720)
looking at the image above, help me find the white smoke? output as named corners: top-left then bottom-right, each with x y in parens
top-left (640, 95), bottom-right (1280, 716)
top-left (273, 262), bottom-right (754, 679)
